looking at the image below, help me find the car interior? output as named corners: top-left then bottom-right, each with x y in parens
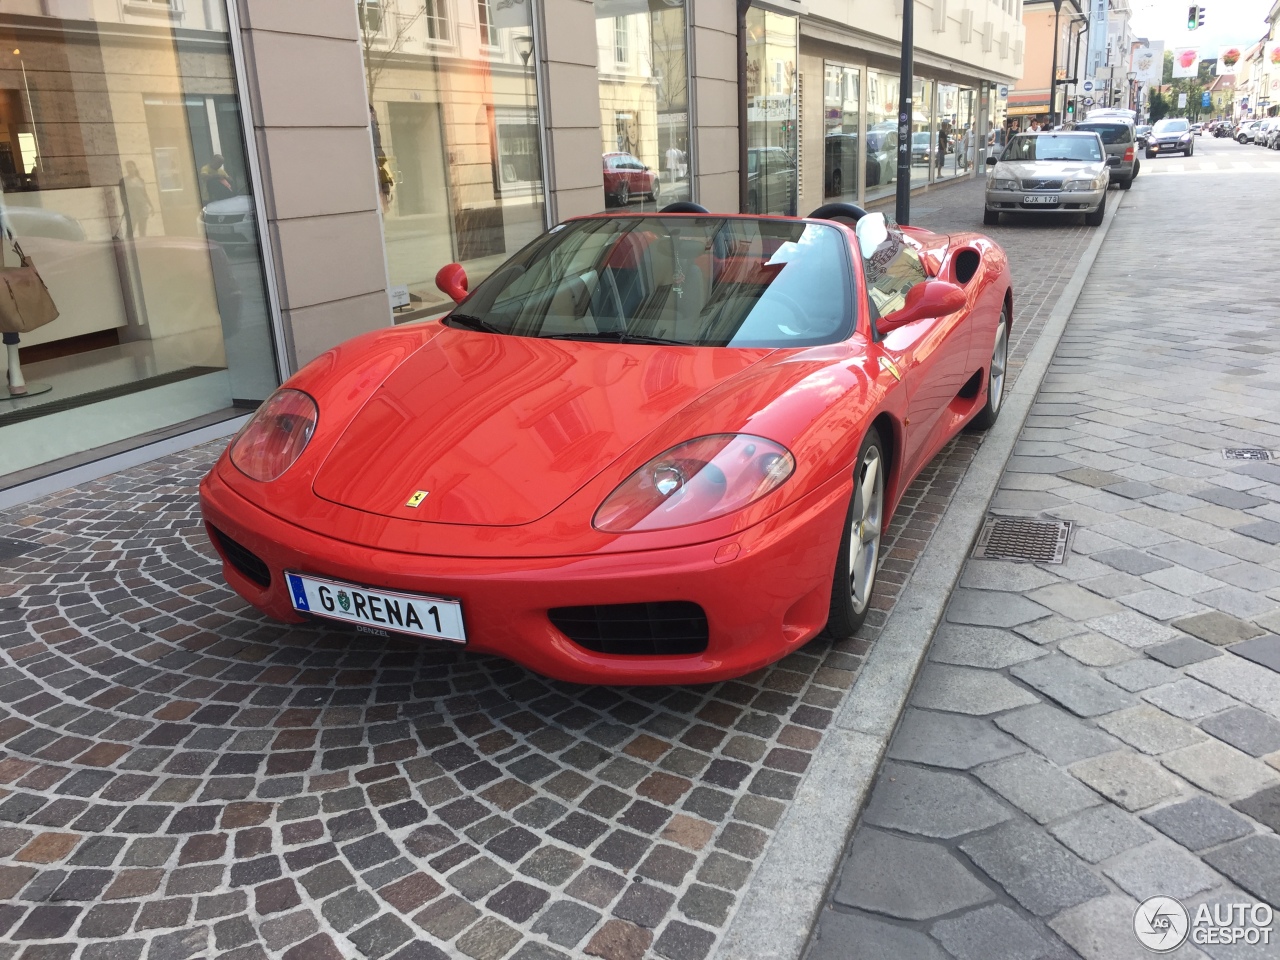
top-left (455, 218), bottom-right (853, 349)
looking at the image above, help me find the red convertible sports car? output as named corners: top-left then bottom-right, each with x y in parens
top-left (200, 201), bottom-right (1012, 684)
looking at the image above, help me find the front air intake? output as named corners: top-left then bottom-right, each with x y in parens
top-left (208, 524), bottom-right (271, 588)
top-left (549, 602), bottom-right (709, 656)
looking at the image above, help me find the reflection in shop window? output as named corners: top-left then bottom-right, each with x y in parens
top-left (361, 0), bottom-right (545, 319)
top-left (477, 0), bottom-right (498, 48)
top-left (745, 7), bottom-right (797, 215)
top-left (823, 62), bottom-right (860, 202)
top-left (424, 0), bottom-right (451, 42)
top-left (595, 0), bottom-right (692, 214)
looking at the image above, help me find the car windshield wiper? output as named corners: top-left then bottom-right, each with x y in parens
top-left (447, 314), bottom-right (506, 334)
top-left (540, 331), bottom-right (690, 346)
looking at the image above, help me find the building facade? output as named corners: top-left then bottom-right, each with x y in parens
top-left (0, 0), bottom-right (1022, 495)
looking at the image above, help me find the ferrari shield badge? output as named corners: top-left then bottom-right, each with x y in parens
top-left (405, 490), bottom-right (429, 508)
top-left (878, 357), bottom-right (902, 381)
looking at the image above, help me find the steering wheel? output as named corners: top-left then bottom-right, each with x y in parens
top-left (660, 201), bottom-right (710, 214)
top-left (807, 202), bottom-right (869, 224)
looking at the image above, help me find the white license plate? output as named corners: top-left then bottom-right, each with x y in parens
top-left (286, 572), bottom-right (466, 643)
top-left (1023, 194), bottom-right (1060, 204)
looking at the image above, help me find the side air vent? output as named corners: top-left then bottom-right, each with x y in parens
top-left (208, 525), bottom-right (271, 588)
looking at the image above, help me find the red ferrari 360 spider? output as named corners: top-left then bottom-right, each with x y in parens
top-left (200, 202), bottom-right (1012, 684)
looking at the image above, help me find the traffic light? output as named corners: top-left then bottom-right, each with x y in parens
top-left (1066, 101), bottom-right (1075, 117)
top-left (1199, 5), bottom-right (1206, 28)
top-left (1187, 5), bottom-right (1205, 30)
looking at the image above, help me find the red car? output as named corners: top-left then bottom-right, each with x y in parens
top-left (603, 152), bottom-right (660, 207)
top-left (200, 203), bottom-right (1012, 685)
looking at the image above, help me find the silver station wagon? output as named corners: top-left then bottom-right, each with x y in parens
top-left (984, 131), bottom-right (1120, 227)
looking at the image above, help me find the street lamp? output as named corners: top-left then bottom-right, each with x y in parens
top-left (896, 0), bottom-right (914, 224)
top-left (513, 35), bottom-right (534, 67)
top-left (1126, 70), bottom-right (1137, 111)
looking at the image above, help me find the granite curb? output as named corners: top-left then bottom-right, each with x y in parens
top-left (716, 192), bottom-right (1130, 960)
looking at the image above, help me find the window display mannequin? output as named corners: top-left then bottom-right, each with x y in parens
top-left (4, 332), bottom-right (23, 396)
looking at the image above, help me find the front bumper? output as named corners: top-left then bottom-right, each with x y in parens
top-left (1148, 140), bottom-right (1192, 153)
top-left (199, 465), bottom-right (852, 685)
top-left (984, 186), bottom-right (1105, 213)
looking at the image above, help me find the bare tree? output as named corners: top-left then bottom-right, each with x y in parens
top-left (359, 0), bottom-right (426, 100)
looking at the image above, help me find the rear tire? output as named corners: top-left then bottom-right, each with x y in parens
top-left (968, 309), bottom-right (1009, 431)
top-left (820, 429), bottom-right (885, 640)
top-left (983, 208), bottom-right (999, 225)
top-left (615, 181), bottom-right (630, 206)
top-left (1146, 150), bottom-right (1156, 159)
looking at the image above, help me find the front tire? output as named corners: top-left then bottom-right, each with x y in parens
top-left (821, 429), bottom-right (885, 640)
top-left (968, 310), bottom-right (1009, 431)
top-left (1085, 195), bottom-right (1106, 226)
top-left (1119, 177), bottom-right (1132, 190)
top-left (983, 208), bottom-right (999, 225)
top-left (1146, 150), bottom-right (1156, 159)
top-left (615, 181), bottom-right (630, 206)
top-left (650, 179), bottom-right (661, 202)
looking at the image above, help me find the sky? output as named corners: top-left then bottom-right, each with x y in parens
top-left (1128, 0), bottom-right (1272, 50)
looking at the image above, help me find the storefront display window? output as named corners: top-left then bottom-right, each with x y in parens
top-left (595, 0), bottom-right (692, 213)
top-left (866, 70), bottom-right (900, 204)
top-left (911, 78), bottom-right (933, 188)
top-left (936, 84), bottom-right (977, 180)
top-left (745, 7), bottom-right (797, 215)
top-left (0, 2), bottom-right (277, 480)
top-left (362, 0), bottom-right (546, 320)
top-left (823, 63), bottom-right (861, 203)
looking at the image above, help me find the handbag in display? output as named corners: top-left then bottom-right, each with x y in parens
top-left (0, 229), bottom-right (59, 334)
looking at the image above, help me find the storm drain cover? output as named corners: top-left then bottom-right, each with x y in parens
top-left (1222, 449), bottom-right (1275, 461)
top-left (974, 518), bottom-right (1072, 564)
top-left (0, 538), bottom-right (36, 564)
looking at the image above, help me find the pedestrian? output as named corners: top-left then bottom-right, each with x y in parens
top-left (665, 143), bottom-right (681, 182)
top-left (199, 154), bottom-right (235, 202)
top-left (121, 161), bottom-right (153, 237)
top-left (962, 124), bottom-right (975, 171)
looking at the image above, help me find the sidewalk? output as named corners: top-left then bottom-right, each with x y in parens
top-left (807, 139), bottom-right (1280, 959)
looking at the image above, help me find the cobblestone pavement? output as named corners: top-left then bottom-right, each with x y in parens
top-left (808, 137), bottom-right (1280, 960)
top-left (0, 174), bottom-right (1100, 960)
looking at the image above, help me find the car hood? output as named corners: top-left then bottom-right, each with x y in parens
top-left (993, 160), bottom-right (1106, 181)
top-left (311, 330), bottom-right (774, 526)
top-left (1153, 130), bottom-right (1190, 140)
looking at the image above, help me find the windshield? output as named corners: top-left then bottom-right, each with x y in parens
top-left (1076, 123), bottom-right (1132, 144)
top-left (1001, 135), bottom-right (1102, 163)
top-left (445, 216), bottom-right (853, 349)
top-left (912, 132), bottom-right (931, 145)
top-left (1154, 118), bottom-right (1189, 134)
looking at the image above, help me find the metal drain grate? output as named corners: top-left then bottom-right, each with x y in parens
top-left (974, 518), bottom-right (1072, 564)
top-left (1222, 449), bottom-right (1275, 461)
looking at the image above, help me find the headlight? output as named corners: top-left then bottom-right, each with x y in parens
top-left (593, 434), bottom-right (795, 533)
top-left (1179, 134), bottom-right (1191, 141)
top-left (989, 178), bottom-right (1018, 191)
top-left (229, 389), bottom-right (318, 482)
top-left (1064, 178), bottom-right (1102, 191)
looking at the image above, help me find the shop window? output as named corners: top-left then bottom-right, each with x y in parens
top-left (745, 7), bottom-right (798, 215)
top-left (595, 0), bottom-right (693, 214)
top-left (362, 0), bottom-right (545, 320)
top-left (865, 70), bottom-right (900, 203)
top-left (823, 62), bottom-right (860, 202)
top-left (0, 2), bottom-right (278, 480)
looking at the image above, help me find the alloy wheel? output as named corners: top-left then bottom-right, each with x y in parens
top-left (988, 321), bottom-right (1009, 415)
top-left (849, 446), bottom-right (884, 615)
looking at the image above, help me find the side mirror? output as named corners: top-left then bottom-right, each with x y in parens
top-left (1106, 156), bottom-right (1121, 167)
top-left (435, 263), bottom-right (468, 304)
top-left (877, 280), bottom-right (967, 334)
top-left (986, 155), bottom-right (998, 166)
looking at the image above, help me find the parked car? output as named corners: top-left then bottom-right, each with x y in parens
top-left (1268, 123), bottom-right (1280, 150)
top-left (746, 146), bottom-right (795, 214)
top-left (1190, 122), bottom-right (1203, 136)
top-left (1135, 124), bottom-right (1152, 149)
top-left (865, 124), bottom-right (898, 187)
top-left (1256, 117), bottom-right (1280, 147)
top-left (1236, 120), bottom-right (1263, 143)
top-left (985, 131), bottom-right (1117, 226)
top-left (602, 153), bottom-right (660, 207)
top-left (1072, 117), bottom-right (1139, 189)
top-left (1147, 117), bottom-right (1194, 157)
top-left (199, 194), bottom-right (257, 253)
top-left (200, 206), bottom-right (1015, 683)
top-left (824, 133), bottom-right (892, 196)
top-left (911, 131), bottom-right (931, 165)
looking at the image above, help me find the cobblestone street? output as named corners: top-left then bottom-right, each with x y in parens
top-left (808, 139), bottom-right (1280, 959)
top-left (0, 170), bottom-right (1107, 960)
